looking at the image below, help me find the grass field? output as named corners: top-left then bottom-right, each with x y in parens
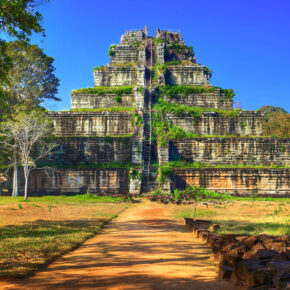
top-left (171, 199), bottom-right (290, 236)
top-left (0, 195), bottom-right (128, 278)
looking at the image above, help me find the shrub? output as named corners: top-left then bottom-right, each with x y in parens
top-left (108, 44), bottom-right (116, 56)
top-left (115, 96), bottom-right (122, 103)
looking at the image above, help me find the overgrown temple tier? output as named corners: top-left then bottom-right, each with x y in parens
top-left (93, 65), bottom-right (210, 87)
top-left (70, 85), bottom-right (233, 110)
top-left (48, 110), bottom-right (262, 137)
top-left (48, 111), bottom-right (137, 137)
top-left (45, 137), bottom-right (289, 167)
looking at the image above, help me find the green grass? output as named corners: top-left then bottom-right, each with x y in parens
top-left (71, 85), bottom-right (134, 96)
top-left (153, 98), bottom-right (241, 118)
top-left (68, 107), bottom-right (134, 113)
top-left (172, 199), bottom-right (290, 235)
top-left (0, 201), bottom-right (128, 277)
top-left (53, 134), bottom-right (134, 139)
top-left (174, 209), bottom-right (216, 219)
top-left (36, 162), bottom-right (143, 170)
top-left (0, 195), bottom-right (125, 205)
top-left (160, 161), bottom-right (289, 170)
top-left (157, 85), bottom-right (235, 101)
top-left (213, 220), bottom-right (290, 236)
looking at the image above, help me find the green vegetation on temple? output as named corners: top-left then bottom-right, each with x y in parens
top-left (68, 107), bottom-right (134, 113)
top-left (52, 134), bottom-right (134, 139)
top-left (37, 162), bottom-right (142, 169)
top-left (153, 99), bottom-right (241, 117)
top-left (159, 161), bottom-right (289, 170)
top-left (71, 86), bottom-right (134, 96)
top-left (157, 161), bottom-right (289, 186)
top-left (157, 85), bottom-right (235, 101)
top-left (108, 44), bottom-right (116, 56)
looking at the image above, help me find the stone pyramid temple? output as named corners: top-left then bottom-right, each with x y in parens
top-left (27, 26), bottom-right (289, 196)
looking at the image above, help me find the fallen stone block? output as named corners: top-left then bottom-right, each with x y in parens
top-left (219, 252), bottom-right (241, 267)
top-left (272, 252), bottom-right (290, 261)
top-left (243, 242), bottom-right (266, 260)
top-left (229, 244), bottom-right (247, 257)
top-left (219, 265), bottom-right (233, 280)
top-left (184, 217), bottom-right (194, 227)
top-left (273, 271), bottom-right (290, 290)
top-left (209, 224), bottom-right (220, 232)
top-left (251, 249), bottom-right (279, 261)
top-left (196, 229), bottom-right (209, 238)
top-left (265, 241), bottom-right (287, 253)
top-left (233, 260), bottom-right (273, 288)
top-left (266, 261), bottom-right (290, 274)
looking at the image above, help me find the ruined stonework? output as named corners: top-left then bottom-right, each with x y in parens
top-left (173, 168), bottom-right (290, 196)
top-left (165, 65), bottom-right (210, 86)
top-left (49, 111), bottom-right (135, 137)
top-left (166, 111), bottom-right (262, 136)
top-left (170, 138), bottom-right (290, 166)
top-left (47, 137), bottom-right (133, 165)
top-left (71, 93), bottom-right (135, 109)
top-left (163, 89), bottom-right (233, 110)
top-left (23, 169), bottom-right (129, 195)
top-left (12, 26), bottom-right (288, 196)
top-left (94, 66), bottom-right (137, 87)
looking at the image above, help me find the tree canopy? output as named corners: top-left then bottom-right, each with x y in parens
top-left (3, 40), bottom-right (60, 109)
top-left (258, 106), bottom-right (290, 137)
top-left (0, 0), bottom-right (48, 40)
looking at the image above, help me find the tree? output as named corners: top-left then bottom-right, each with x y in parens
top-left (0, 0), bottom-right (48, 40)
top-left (258, 105), bottom-right (288, 117)
top-left (0, 0), bottom-right (49, 108)
top-left (1, 107), bottom-right (56, 199)
top-left (0, 41), bottom-right (59, 196)
top-left (258, 106), bottom-right (290, 137)
top-left (262, 111), bottom-right (290, 137)
top-left (4, 40), bottom-right (60, 109)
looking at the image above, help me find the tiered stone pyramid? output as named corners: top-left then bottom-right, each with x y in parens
top-left (28, 26), bottom-right (289, 196)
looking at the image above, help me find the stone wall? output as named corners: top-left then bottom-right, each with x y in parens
top-left (172, 168), bottom-right (290, 196)
top-left (23, 168), bottom-right (129, 195)
top-left (170, 138), bottom-right (290, 166)
top-left (71, 93), bottom-right (135, 109)
top-left (166, 111), bottom-right (262, 136)
top-left (47, 137), bottom-right (132, 165)
top-left (120, 30), bottom-right (145, 43)
top-left (165, 47), bottom-right (193, 62)
top-left (156, 29), bottom-right (184, 44)
top-left (110, 45), bottom-right (139, 65)
top-left (157, 43), bottom-right (165, 64)
top-left (48, 112), bottom-right (135, 137)
top-left (94, 66), bottom-right (137, 87)
top-left (166, 65), bottom-right (210, 86)
top-left (163, 89), bottom-right (233, 110)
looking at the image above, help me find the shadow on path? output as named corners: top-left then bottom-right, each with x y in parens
top-left (2, 202), bottom-right (236, 290)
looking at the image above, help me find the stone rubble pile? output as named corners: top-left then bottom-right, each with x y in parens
top-left (185, 218), bottom-right (290, 289)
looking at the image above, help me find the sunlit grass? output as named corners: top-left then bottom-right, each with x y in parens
top-left (0, 198), bottom-right (128, 277)
top-left (171, 199), bottom-right (290, 236)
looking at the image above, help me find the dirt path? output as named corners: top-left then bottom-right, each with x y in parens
top-left (1, 201), bottom-right (235, 289)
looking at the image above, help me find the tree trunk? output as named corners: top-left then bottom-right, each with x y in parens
top-left (193, 196), bottom-right (197, 221)
top-left (24, 173), bottom-right (28, 200)
top-left (23, 166), bottom-right (30, 200)
top-left (12, 161), bottom-right (18, 197)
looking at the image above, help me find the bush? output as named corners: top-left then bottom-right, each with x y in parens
top-left (108, 44), bottom-right (116, 56)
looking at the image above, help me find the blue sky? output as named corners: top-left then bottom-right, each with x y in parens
top-left (31, 0), bottom-right (290, 112)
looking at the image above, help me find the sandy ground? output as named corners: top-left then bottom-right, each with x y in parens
top-left (0, 201), bottom-right (235, 290)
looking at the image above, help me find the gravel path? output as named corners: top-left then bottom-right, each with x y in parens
top-left (1, 201), bottom-right (235, 289)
